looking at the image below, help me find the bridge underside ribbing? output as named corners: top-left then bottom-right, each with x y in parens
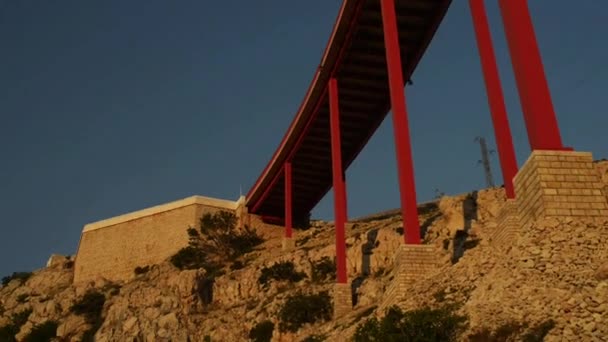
top-left (247, 0), bottom-right (451, 222)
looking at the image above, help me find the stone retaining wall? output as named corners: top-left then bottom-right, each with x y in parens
top-left (74, 196), bottom-right (239, 283)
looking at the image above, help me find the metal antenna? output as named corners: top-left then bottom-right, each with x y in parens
top-left (475, 136), bottom-right (495, 188)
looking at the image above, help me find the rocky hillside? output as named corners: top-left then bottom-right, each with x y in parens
top-left (1, 162), bottom-right (607, 342)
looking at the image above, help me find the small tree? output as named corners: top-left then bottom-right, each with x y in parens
top-left (1, 272), bottom-right (32, 287)
top-left (278, 292), bottom-right (332, 332)
top-left (248, 320), bottom-right (274, 342)
top-left (354, 305), bottom-right (467, 342)
top-left (258, 261), bottom-right (306, 288)
top-left (311, 257), bottom-right (336, 283)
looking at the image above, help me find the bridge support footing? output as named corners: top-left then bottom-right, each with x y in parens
top-left (491, 199), bottom-right (519, 250)
top-left (380, 244), bottom-right (436, 310)
top-left (514, 151), bottom-right (608, 227)
top-left (333, 282), bottom-right (352, 318)
top-left (281, 237), bottom-right (295, 252)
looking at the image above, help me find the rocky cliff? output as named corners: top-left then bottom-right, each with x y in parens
top-left (1, 162), bottom-right (607, 342)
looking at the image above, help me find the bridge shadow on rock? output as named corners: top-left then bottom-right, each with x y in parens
top-left (352, 228), bottom-right (380, 306)
top-left (452, 191), bottom-right (479, 264)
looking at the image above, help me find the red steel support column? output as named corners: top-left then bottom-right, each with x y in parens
top-left (329, 77), bottom-right (348, 284)
top-left (380, 0), bottom-right (420, 244)
top-left (498, 0), bottom-right (564, 151)
top-left (469, 0), bottom-right (518, 199)
top-left (284, 162), bottom-right (293, 239)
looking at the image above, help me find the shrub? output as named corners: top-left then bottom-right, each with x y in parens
top-left (1, 272), bottom-right (32, 287)
top-left (134, 265), bottom-right (150, 275)
top-left (278, 291), bottom-right (332, 332)
top-left (302, 335), bottom-right (326, 342)
top-left (12, 308), bottom-right (32, 328)
top-left (353, 305), bottom-right (467, 342)
top-left (23, 320), bottom-right (58, 342)
top-left (16, 294), bottom-right (29, 303)
top-left (71, 290), bottom-right (105, 324)
top-left (311, 257), bottom-right (336, 283)
top-left (170, 246), bottom-right (209, 271)
top-left (523, 320), bottom-right (555, 342)
top-left (0, 324), bottom-right (18, 342)
top-left (230, 261), bottom-right (245, 271)
top-left (0, 308), bottom-right (33, 342)
top-left (71, 291), bottom-right (105, 342)
top-left (258, 261), bottom-right (306, 288)
top-left (248, 320), bottom-right (274, 342)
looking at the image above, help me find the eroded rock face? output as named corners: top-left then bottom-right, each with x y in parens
top-left (1, 187), bottom-right (606, 341)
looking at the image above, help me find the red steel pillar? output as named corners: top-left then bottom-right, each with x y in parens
top-left (498, 0), bottom-right (564, 150)
top-left (329, 77), bottom-right (348, 284)
top-left (468, 0), bottom-right (518, 199)
top-left (284, 162), bottom-right (293, 239)
top-left (380, 0), bottom-right (420, 244)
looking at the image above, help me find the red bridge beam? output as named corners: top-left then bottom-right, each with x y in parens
top-left (498, 0), bottom-right (564, 151)
top-left (329, 77), bottom-right (348, 284)
top-left (381, 0), bottom-right (420, 244)
top-left (468, 0), bottom-right (518, 199)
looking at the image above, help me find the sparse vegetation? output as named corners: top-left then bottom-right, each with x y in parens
top-left (1, 272), bottom-right (32, 287)
top-left (171, 211), bottom-right (264, 274)
top-left (523, 320), bottom-right (555, 342)
top-left (71, 290), bottom-right (106, 341)
top-left (23, 320), bottom-right (58, 342)
top-left (353, 305), bottom-right (467, 342)
top-left (472, 319), bottom-right (556, 342)
top-left (16, 293), bottom-right (29, 303)
top-left (0, 308), bottom-right (33, 342)
top-left (248, 320), bottom-right (274, 342)
top-left (258, 261), bottom-right (306, 288)
top-left (302, 334), bottom-right (327, 342)
top-left (278, 291), bottom-right (332, 332)
top-left (311, 257), bottom-right (336, 283)
top-left (134, 265), bottom-right (150, 275)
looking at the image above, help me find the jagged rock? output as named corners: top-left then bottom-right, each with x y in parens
top-left (1, 187), bottom-right (606, 341)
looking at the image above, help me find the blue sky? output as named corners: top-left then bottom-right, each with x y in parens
top-left (0, 1), bottom-right (606, 277)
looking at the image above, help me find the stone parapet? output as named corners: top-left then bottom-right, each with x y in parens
top-left (492, 199), bottom-right (520, 248)
top-left (513, 150), bottom-right (608, 229)
top-left (333, 283), bottom-right (352, 318)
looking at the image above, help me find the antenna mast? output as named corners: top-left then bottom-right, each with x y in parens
top-left (475, 136), bottom-right (495, 188)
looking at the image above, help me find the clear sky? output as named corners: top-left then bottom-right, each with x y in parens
top-left (1, 1), bottom-right (606, 277)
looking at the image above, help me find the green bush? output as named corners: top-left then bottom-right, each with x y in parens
top-left (0, 324), bottom-right (18, 342)
top-left (311, 257), bottom-right (336, 283)
top-left (258, 261), bottom-right (306, 288)
top-left (523, 320), bottom-right (555, 342)
top-left (71, 290), bottom-right (105, 324)
top-left (353, 305), bottom-right (467, 342)
top-left (1, 272), bottom-right (32, 287)
top-left (134, 265), bottom-right (150, 275)
top-left (23, 320), bottom-right (58, 342)
top-left (71, 291), bottom-right (105, 342)
top-left (0, 308), bottom-right (33, 342)
top-left (248, 320), bottom-right (274, 342)
top-left (170, 246), bottom-right (209, 271)
top-left (278, 292), bottom-right (332, 332)
top-left (16, 294), bottom-right (29, 303)
top-left (200, 211), bottom-right (237, 234)
top-left (12, 308), bottom-right (32, 328)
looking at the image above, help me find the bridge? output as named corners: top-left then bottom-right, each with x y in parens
top-left (243, 0), bottom-right (574, 313)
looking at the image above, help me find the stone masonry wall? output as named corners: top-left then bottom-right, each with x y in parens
top-left (74, 196), bottom-right (238, 284)
top-left (492, 199), bottom-right (519, 248)
top-left (380, 244), bottom-right (437, 311)
top-left (513, 151), bottom-right (608, 230)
